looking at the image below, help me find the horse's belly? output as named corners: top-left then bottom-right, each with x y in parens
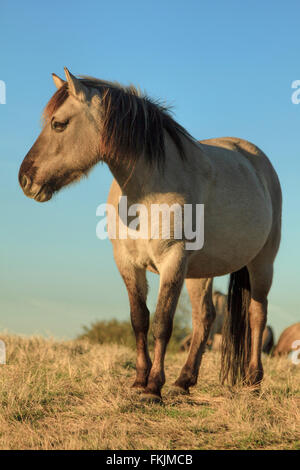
top-left (186, 205), bottom-right (272, 277)
top-left (186, 249), bottom-right (256, 278)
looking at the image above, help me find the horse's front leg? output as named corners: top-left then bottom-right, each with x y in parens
top-left (174, 278), bottom-right (215, 392)
top-left (114, 251), bottom-right (151, 389)
top-left (143, 252), bottom-right (187, 401)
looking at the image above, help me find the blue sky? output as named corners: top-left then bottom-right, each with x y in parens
top-left (0, 1), bottom-right (299, 340)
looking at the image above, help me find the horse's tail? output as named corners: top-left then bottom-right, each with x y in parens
top-left (220, 267), bottom-right (251, 385)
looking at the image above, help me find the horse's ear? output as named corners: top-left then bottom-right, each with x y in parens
top-left (52, 73), bottom-right (65, 90)
top-left (64, 67), bottom-right (88, 101)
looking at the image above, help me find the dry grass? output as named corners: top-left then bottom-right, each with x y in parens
top-left (0, 334), bottom-right (299, 450)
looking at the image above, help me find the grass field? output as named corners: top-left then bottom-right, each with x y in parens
top-left (0, 334), bottom-right (299, 450)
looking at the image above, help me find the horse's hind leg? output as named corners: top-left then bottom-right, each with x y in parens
top-left (114, 251), bottom-right (151, 389)
top-left (174, 278), bottom-right (215, 392)
top-left (246, 219), bottom-right (281, 386)
top-left (246, 261), bottom-right (273, 386)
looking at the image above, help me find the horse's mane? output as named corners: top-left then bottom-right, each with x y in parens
top-left (43, 77), bottom-right (192, 169)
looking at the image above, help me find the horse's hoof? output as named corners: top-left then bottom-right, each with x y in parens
top-left (244, 381), bottom-right (262, 395)
top-left (131, 383), bottom-right (146, 394)
top-left (168, 384), bottom-right (190, 397)
top-left (140, 392), bottom-right (163, 404)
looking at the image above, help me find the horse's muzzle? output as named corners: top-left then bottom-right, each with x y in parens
top-left (19, 173), bottom-right (52, 203)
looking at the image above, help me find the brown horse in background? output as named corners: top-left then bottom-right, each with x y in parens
top-left (273, 323), bottom-right (300, 357)
top-left (19, 68), bottom-right (282, 401)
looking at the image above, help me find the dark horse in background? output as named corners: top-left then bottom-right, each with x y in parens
top-left (181, 291), bottom-right (275, 355)
top-left (19, 68), bottom-right (282, 401)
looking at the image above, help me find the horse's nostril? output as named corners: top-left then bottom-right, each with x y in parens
top-left (21, 174), bottom-right (30, 189)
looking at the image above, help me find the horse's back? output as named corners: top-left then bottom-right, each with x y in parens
top-left (199, 136), bottom-right (282, 242)
top-left (199, 136), bottom-right (282, 215)
top-left (273, 323), bottom-right (300, 356)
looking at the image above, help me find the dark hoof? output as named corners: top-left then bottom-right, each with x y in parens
top-left (245, 365), bottom-right (263, 385)
top-left (244, 371), bottom-right (263, 390)
top-left (131, 381), bottom-right (147, 390)
top-left (141, 392), bottom-right (163, 404)
top-left (131, 384), bottom-right (146, 394)
top-left (244, 380), bottom-right (262, 394)
top-left (168, 384), bottom-right (190, 397)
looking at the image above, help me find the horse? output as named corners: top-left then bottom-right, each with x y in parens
top-left (180, 291), bottom-right (274, 354)
top-left (19, 68), bottom-right (282, 401)
top-left (209, 291), bottom-right (227, 343)
top-left (262, 325), bottom-right (274, 355)
top-left (273, 323), bottom-right (300, 357)
top-left (179, 290), bottom-right (227, 352)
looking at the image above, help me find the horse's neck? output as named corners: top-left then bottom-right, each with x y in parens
top-left (105, 133), bottom-right (207, 202)
top-left (106, 154), bottom-right (151, 202)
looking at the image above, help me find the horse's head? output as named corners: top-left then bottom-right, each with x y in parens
top-left (19, 68), bottom-right (101, 202)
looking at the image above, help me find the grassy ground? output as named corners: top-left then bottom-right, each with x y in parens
top-left (0, 334), bottom-right (299, 450)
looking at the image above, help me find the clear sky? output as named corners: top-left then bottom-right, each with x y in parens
top-left (1, 1), bottom-right (299, 341)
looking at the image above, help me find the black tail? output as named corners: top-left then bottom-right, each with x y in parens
top-left (220, 267), bottom-right (251, 385)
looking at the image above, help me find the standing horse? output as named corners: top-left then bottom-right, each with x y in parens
top-left (273, 323), bottom-right (300, 357)
top-left (19, 68), bottom-right (282, 401)
top-left (180, 291), bottom-right (274, 355)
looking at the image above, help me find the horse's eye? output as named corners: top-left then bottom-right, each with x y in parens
top-left (51, 118), bottom-right (69, 132)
